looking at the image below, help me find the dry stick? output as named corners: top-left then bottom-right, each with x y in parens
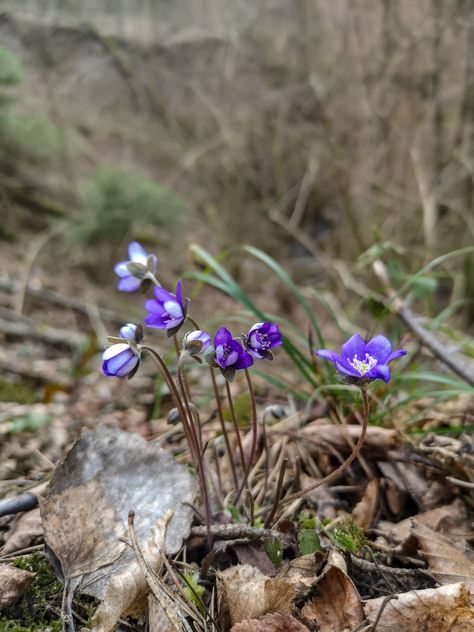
top-left (276, 387), bottom-right (370, 507)
top-left (233, 368), bottom-right (259, 505)
top-left (264, 456), bottom-right (288, 528)
top-left (373, 259), bottom-right (474, 387)
top-left (209, 368), bottom-right (239, 490)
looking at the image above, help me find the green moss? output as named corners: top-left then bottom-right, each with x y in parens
top-left (1, 553), bottom-right (62, 631)
top-left (324, 520), bottom-right (367, 554)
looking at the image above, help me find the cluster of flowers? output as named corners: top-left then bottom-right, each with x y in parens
top-left (103, 242), bottom-right (406, 384)
top-left (103, 242), bottom-right (283, 381)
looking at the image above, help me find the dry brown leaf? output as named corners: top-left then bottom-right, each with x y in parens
top-left (376, 499), bottom-right (469, 551)
top-left (91, 513), bottom-right (170, 632)
top-left (412, 522), bottom-right (474, 591)
top-left (148, 591), bottom-right (182, 632)
top-left (300, 564), bottom-right (364, 632)
top-left (352, 479), bottom-right (378, 529)
top-left (217, 565), bottom-right (296, 627)
top-left (39, 425), bottom-right (197, 606)
top-left (303, 423), bottom-right (397, 458)
top-left (2, 507), bottom-right (43, 555)
top-left (377, 462), bottom-right (428, 503)
top-left (231, 613), bottom-right (310, 631)
top-left (0, 565), bottom-right (35, 609)
top-left (365, 582), bottom-right (474, 631)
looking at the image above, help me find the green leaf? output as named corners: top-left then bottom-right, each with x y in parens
top-left (263, 536), bottom-right (283, 567)
top-left (243, 245), bottom-right (327, 347)
top-left (298, 529), bottom-right (321, 555)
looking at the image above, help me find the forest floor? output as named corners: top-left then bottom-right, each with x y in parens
top-left (0, 233), bottom-right (473, 632)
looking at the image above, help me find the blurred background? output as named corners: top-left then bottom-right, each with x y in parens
top-left (0, 0), bottom-right (473, 331)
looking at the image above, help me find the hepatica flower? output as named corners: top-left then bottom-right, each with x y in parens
top-left (183, 330), bottom-right (211, 355)
top-left (102, 323), bottom-right (142, 379)
top-left (114, 241), bottom-right (158, 292)
top-left (316, 333), bottom-right (406, 384)
top-left (245, 322), bottom-right (282, 360)
top-left (209, 326), bottom-right (253, 380)
top-left (144, 279), bottom-right (189, 336)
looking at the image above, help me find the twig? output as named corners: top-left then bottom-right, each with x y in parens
top-left (373, 259), bottom-right (474, 386)
top-left (0, 492), bottom-right (39, 518)
top-left (189, 524), bottom-right (284, 540)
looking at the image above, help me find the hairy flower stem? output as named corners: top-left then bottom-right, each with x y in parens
top-left (186, 313), bottom-right (239, 491)
top-left (142, 347), bottom-right (197, 460)
top-left (276, 386), bottom-right (370, 507)
top-left (225, 380), bottom-right (246, 472)
top-left (177, 357), bottom-right (212, 546)
top-left (233, 368), bottom-right (258, 505)
top-left (264, 456), bottom-right (288, 528)
top-left (209, 368), bottom-right (239, 490)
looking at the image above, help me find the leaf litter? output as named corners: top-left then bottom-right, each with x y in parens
top-left (38, 425), bottom-right (197, 625)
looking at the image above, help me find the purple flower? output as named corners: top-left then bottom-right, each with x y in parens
top-left (316, 333), bottom-right (406, 384)
top-left (245, 322), bottom-right (282, 360)
top-left (143, 279), bottom-right (188, 336)
top-left (183, 330), bottom-right (211, 354)
top-left (114, 241), bottom-right (158, 292)
top-left (212, 326), bottom-right (253, 380)
top-left (102, 342), bottom-right (140, 379)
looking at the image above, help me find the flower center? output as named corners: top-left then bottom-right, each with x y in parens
top-left (348, 353), bottom-right (377, 376)
top-left (251, 332), bottom-right (269, 349)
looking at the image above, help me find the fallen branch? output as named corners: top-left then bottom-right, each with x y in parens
top-left (373, 260), bottom-right (474, 387)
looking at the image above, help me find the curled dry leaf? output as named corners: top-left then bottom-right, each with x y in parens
top-left (217, 565), bottom-right (296, 627)
top-left (412, 522), bottom-right (474, 592)
top-left (0, 565), bottom-right (35, 609)
top-left (300, 562), bottom-right (364, 632)
top-left (231, 613), bottom-right (310, 632)
top-left (91, 512), bottom-right (171, 632)
top-left (302, 423), bottom-right (397, 459)
top-left (376, 499), bottom-right (469, 552)
top-left (39, 425), bottom-right (197, 605)
top-left (352, 479), bottom-right (378, 529)
top-left (148, 590), bottom-right (182, 632)
top-left (2, 507), bottom-right (43, 555)
top-left (364, 582), bottom-right (474, 632)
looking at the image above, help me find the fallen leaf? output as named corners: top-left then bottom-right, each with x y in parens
top-left (365, 582), bottom-right (474, 631)
top-left (0, 565), bottom-right (35, 609)
top-left (2, 507), bottom-right (43, 555)
top-left (412, 522), bottom-right (474, 591)
top-left (352, 479), bottom-right (378, 529)
top-left (231, 613), bottom-right (310, 631)
top-left (376, 499), bottom-right (469, 552)
top-left (302, 423), bottom-right (397, 459)
top-left (39, 425), bottom-right (197, 606)
top-left (377, 462), bottom-right (428, 505)
top-left (148, 591), bottom-right (182, 632)
top-left (217, 565), bottom-right (296, 627)
top-left (91, 513), bottom-right (170, 632)
top-left (300, 563), bottom-right (364, 632)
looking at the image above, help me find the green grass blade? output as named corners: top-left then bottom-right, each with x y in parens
top-left (243, 245), bottom-right (326, 348)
